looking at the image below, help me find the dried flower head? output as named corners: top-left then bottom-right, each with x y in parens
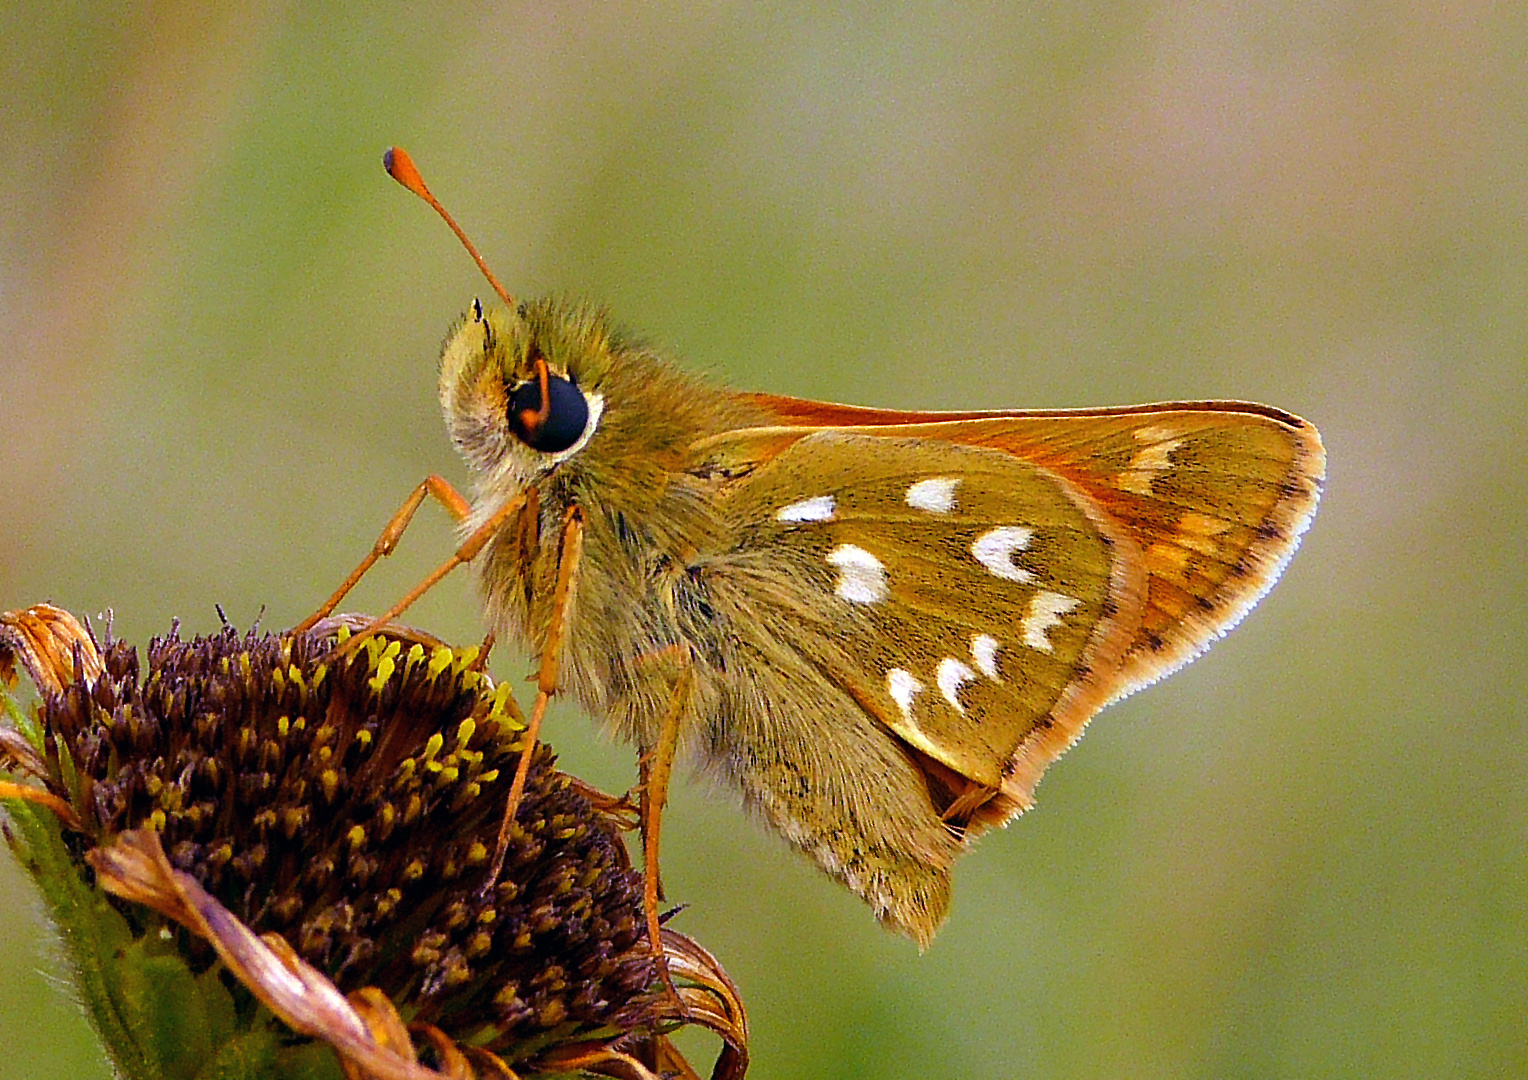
top-left (1, 605), bottom-right (747, 1080)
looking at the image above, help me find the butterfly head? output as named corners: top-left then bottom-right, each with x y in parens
top-left (439, 297), bottom-right (610, 492)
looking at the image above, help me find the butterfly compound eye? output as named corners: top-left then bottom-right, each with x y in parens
top-left (508, 363), bottom-right (590, 453)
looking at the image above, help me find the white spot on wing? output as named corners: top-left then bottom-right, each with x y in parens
top-left (1023, 590), bottom-right (1080, 652)
top-left (971, 526), bottom-right (1035, 582)
top-left (936, 657), bottom-right (976, 713)
top-left (775, 494), bottom-right (836, 522)
top-left (905, 477), bottom-right (960, 514)
top-left (827, 544), bottom-right (889, 604)
top-left (887, 668), bottom-right (923, 721)
top-left (971, 634), bottom-right (1001, 680)
top-left (1118, 426), bottom-right (1184, 495)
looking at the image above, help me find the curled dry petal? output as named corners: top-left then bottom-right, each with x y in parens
top-left (0, 603), bottom-right (103, 695)
top-left (536, 926), bottom-right (750, 1080)
top-left (658, 928), bottom-right (750, 1080)
top-left (0, 604), bottom-right (90, 825)
top-left (535, 1043), bottom-right (670, 1080)
top-left (0, 727), bottom-right (49, 781)
top-left (0, 779), bottom-right (80, 828)
top-left (390, 1022), bottom-right (483, 1080)
top-left (89, 828), bottom-right (443, 1080)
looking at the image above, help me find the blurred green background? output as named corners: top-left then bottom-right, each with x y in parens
top-left (2, 3), bottom-right (1524, 1078)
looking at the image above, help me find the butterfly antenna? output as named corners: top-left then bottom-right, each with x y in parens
top-left (384, 146), bottom-right (516, 308)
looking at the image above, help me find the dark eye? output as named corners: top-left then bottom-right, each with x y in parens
top-left (508, 362), bottom-right (589, 453)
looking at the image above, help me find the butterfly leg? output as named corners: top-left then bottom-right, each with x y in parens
top-left (564, 776), bottom-right (641, 831)
top-left (319, 489), bottom-right (530, 661)
top-left (639, 648), bottom-right (694, 966)
top-left (468, 629), bottom-right (496, 673)
top-left (484, 505), bottom-right (584, 889)
top-left (296, 475), bottom-right (471, 633)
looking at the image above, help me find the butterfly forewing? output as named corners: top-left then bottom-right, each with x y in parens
top-left (947, 406), bottom-right (1326, 699)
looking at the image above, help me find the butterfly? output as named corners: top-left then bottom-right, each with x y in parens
top-left (310, 148), bottom-right (1324, 949)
